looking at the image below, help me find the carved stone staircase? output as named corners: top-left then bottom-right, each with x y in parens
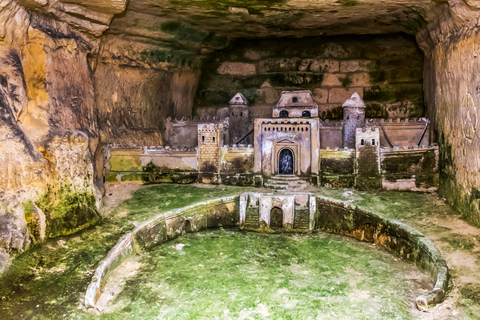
top-left (264, 175), bottom-right (308, 191)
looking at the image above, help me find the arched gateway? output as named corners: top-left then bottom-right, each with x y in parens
top-left (279, 149), bottom-right (294, 174)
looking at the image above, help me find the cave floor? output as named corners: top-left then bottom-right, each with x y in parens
top-left (0, 183), bottom-right (479, 319)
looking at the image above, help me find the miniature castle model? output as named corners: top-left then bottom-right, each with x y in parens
top-left (111, 90), bottom-right (437, 191)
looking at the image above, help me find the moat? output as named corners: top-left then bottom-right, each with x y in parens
top-left (0, 184), bottom-right (479, 319)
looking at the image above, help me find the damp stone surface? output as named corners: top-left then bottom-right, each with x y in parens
top-left (97, 230), bottom-right (430, 319)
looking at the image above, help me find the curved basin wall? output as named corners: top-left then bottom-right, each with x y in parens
top-left (315, 196), bottom-right (449, 311)
top-left (85, 195), bottom-right (238, 308)
top-left (85, 194), bottom-right (448, 312)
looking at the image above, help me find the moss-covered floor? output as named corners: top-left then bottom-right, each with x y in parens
top-left (97, 230), bottom-right (428, 320)
top-left (0, 184), bottom-right (479, 319)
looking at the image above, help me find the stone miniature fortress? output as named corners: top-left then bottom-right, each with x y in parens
top-left (108, 90), bottom-right (438, 191)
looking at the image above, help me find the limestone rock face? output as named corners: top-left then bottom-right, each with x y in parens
top-left (424, 30), bottom-right (480, 226)
top-left (0, 0), bottom-right (479, 272)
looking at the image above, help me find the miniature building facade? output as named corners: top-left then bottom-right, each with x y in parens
top-left (343, 92), bottom-right (366, 148)
top-left (197, 123), bottom-right (224, 183)
top-left (239, 192), bottom-right (316, 232)
top-left (108, 89), bottom-right (438, 191)
top-left (228, 92), bottom-right (251, 144)
top-left (272, 91), bottom-right (319, 118)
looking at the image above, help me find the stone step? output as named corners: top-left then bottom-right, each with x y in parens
top-left (269, 175), bottom-right (303, 181)
top-left (264, 175), bottom-right (308, 191)
top-left (264, 182), bottom-right (307, 190)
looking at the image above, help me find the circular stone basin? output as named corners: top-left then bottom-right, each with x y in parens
top-left (102, 230), bottom-right (432, 319)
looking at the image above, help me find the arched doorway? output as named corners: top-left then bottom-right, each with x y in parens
top-left (183, 220), bottom-right (192, 233)
top-left (279, 149), bottom-right (294, 174)
top-left (302, 111), bottom-right (311, 118)
top-left (279, 110), bottom-right (289, 118)
top-left (270, 207), bottom-right (283, 229)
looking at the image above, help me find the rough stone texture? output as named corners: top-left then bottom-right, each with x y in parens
top-left (319, 149), bottom-right (355, 188)
top-left (197, 123), bottom-right (223, 183)
top-left (0, 0), bottom-right (478, 275)
top-left (315, 196), bottom-right (448, 311)
top-left (424, 30), bottom-right (480, 226)
top-left (85, 195), bottom-right (238, 309)
top-left (84, 194), bottom-right (447, 311)
top-left (196, 35), bottom-right (424, 121)
top-left (94, 64), bottom-right (199, 146)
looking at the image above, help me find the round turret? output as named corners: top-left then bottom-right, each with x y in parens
top-left (342, 92), bottom-right (366, 148)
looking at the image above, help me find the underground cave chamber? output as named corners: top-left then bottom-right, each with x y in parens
top-left (1, 0), bottom-right (480, 319)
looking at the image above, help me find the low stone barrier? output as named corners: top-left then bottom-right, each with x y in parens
top-left (84, 193), bottom-right (448, 312)
top-left (315, 195), bottom-right (449, 311)
top-left (84, 195), bottom-right (238, 309)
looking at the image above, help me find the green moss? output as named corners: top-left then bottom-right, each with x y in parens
top-left (320, 158), bottom-right (354, 176)
top-left (269, 73), bottom-right (324, 87)
top-left (140, 49), bottom-right (202, 69)
top-left (339, 76), bottom-right (353, 88)
top-left (222, 155), bottom-right (254, 174)
top-left (365, 103), bottom-right (389, 119)
top-left (382, 154), bottom-right (423, 181)
top-left (320, 105), bottom-right (343, 120)
top-left (159, 21), bottom-right (208, 43)
top-left (336, 0), bottom-right (358, 6)
top-left (369, 70), bottom-right (386, 84)
top-left (440, 234), bottom-right (475, 250)
top-left (109, 156), bottom-right (141, 172)
top-left (364, 85), bottom-right (395, 102)
top-left (113, 230), bottom-right (415, 319)
top-left (356, 143), bottom-right (382, 190)
top-left (35, 184), bottom-right (100, 238)
top-left (142, 162), bottom-right (197, 184)
top-left (22, 200), bottom-right (34, 217)
top-left (23, 200), bottom-right (36, 242)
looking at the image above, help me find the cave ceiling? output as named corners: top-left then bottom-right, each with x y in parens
top-left (15, 0), bottom-right (435, 56)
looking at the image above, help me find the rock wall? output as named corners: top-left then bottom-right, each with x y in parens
top-left (94, 63), bottom-right (200, 146)
top-left (423, 30), bottom-right (480, 226)
top-left (195, 34), bottom-right (424, 120)
top-left (0, 5), bottom-right (104, 272)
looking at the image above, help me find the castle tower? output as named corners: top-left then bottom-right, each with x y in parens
top-left (197, 123), bottom-right (224, 183)
top-left (228, 92), bottom-right (251, 144)
top-left (342, 92), bottom-right (366, 148)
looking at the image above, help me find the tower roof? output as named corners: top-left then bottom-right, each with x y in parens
top-left (342, 92), bottom-right (366, 108)
top-left (229, 92), bottom-right (249, 105)
top-left (275, 90), bottom-right (318, 108)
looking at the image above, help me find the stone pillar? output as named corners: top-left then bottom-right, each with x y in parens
top-left (342, 92), bottom-right (366, 148)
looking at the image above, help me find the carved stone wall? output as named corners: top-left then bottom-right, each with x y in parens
top-left (196, 35), bottom-right (424, 121)
top-left (253, 118), bottom-right (320, 178)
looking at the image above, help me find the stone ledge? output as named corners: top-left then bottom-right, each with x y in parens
top-left (84, 195), bottom-right (239, 309)
top-left (85, 194), bottom-right (448, 312)
top-left (315, 195), bottom-right (449, 311)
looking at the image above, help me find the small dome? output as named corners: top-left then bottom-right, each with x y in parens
top-left (342, 92), bottom-right (366, 108)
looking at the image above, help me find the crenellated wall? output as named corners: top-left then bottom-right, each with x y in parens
top-left (164, 116), bottom-right (229, 147)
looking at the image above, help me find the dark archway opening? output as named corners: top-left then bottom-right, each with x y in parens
top-left (302, 111), bottom-right (311, 118)
top-left (279, 149), bottom-right (294, 174)
top-left (270, 207), bottom-right (283, 229)
top-left (279, 110), bottom-right (289, 118)
top-left (183, 220), bottom-right (192, 233)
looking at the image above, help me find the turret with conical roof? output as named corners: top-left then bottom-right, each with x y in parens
top-left (228, 92), bottom-right (251, 144)
top-left (342, 92), bottom-right (366, 148)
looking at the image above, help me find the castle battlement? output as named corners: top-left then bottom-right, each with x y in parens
top-left (142, 146), bottom-right (198, 153)
top-left (166, 116), bottom-right (227, 123)
top-left (223, 144), bottom-right (254, 149)
top-left (321, 119), bottom-right (344, 127)
top-left (380, 145), bottom-right (438, 152)
top-left (365, 117), bottom-right (428, 123)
